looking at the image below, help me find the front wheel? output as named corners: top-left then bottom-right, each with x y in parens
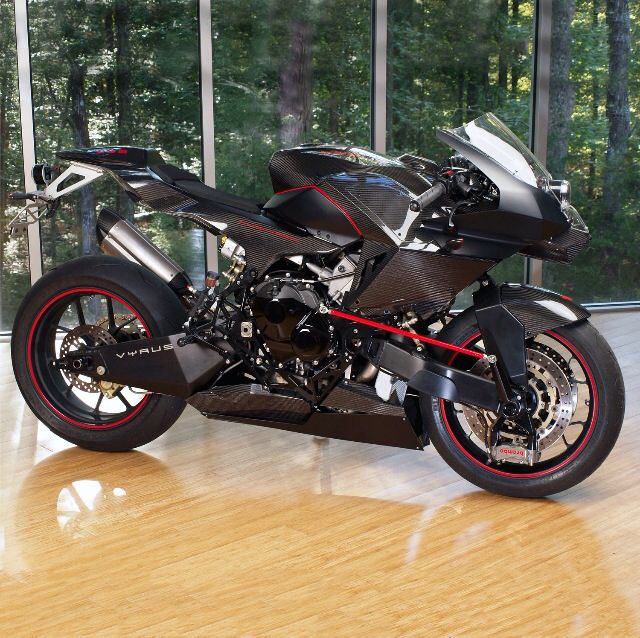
top-left (423, 310), bottom-right (625, 497)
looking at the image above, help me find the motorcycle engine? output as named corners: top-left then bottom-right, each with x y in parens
top-left (251, 277), bottom-right (332, 364)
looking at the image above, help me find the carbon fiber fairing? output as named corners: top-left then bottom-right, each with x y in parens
top-left (519, 225), bottom-right (591, 263)
top-left (269, 145), bottom-right (433, 245)
top-left (500, 284), bottom-right (590, 337)
top-left (269, 147), bottom-right (361, 192)
top-left (351, 250), bottom-right (496, 317)
top-left (177, 204), bottom-right (337, 273)
top-left (321, 382), bottom-right (405, 416)
top-left (187, 385), bottom-right (312, 424)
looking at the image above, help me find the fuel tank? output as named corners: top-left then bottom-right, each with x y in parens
top-left (263, 144), bottom-right (432, 245)
top-left (268, 144), bottom-right (432, 194)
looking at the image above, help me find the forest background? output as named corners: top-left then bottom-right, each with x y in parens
top-left (0, 0), bottom-right (637, 330)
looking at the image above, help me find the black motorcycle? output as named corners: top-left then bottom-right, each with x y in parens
top-left (9, 113), bottom-right (624, 497)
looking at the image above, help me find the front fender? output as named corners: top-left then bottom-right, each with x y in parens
top-left (500, 283), bottom-right (590, 338)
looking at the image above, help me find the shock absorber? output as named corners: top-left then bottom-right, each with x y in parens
top-left (96, 207), bottom-right (193, 295)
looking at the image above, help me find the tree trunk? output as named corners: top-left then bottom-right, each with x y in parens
top-left (547, 0), bottom-right (575, 177)
top-left (456, 68), bottom-right (465, 126)
top-left (67, 61), bottom-right (95, 256)
top-left (279, 19), bottom-right (312, 146)
top-left (498, 0), bottom-right (509, 92)
top-left (511, 0), bottom-right (520, 93)
top-left (0, 58), bottom-right (9, 215)
top-left (104, 5), bottom-right (116, 119)
top-left (602, 0), bottom-right (630, 221)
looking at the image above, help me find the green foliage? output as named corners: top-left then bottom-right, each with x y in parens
top-left (387, 0), bottom-right (534, 158)
top-left (28, 0), bottom-right (204, 281)
top-left (544, 0), bottom-right (640, 302)
top-left (1, 0), bottom-right (639, 334)
top-left (212, 0), bottom-right (371, 200)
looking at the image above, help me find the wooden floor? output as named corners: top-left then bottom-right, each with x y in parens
top-left (0, 312), bottom-right (638, 637)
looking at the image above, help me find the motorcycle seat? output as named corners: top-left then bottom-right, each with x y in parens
top-left (149, 163), bottom-right (261, 216)
top-left (56, 145), bottom-right (262, 216)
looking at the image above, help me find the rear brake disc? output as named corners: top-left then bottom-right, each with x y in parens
top-left (59, 325), bottom-right (117, 393)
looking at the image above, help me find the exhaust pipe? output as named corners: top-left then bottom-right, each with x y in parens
top-left (96, 208), bottom-right (192, 294)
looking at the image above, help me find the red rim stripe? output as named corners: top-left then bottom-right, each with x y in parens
top-left (27, 287), bottom-right (151, 430)
top-left (274, 184), bottom-right (363, 236)
top-left (236, 218), bottom-right (299, 242)
top-left (328, 308), bottom-right (484, 359)
top-left (439, 330), bottom-right (598, 478)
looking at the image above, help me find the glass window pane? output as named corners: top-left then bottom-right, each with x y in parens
top-left (0, 3), bottom-right (30, 332)
top-left (386, 0), bottom-right (535, 293)
top-left (28, 0), bottom-right (205, 285)
top-left (544, 1), bottom-right (639, 303)
top-left (212, 0), bottom-right (371, 200)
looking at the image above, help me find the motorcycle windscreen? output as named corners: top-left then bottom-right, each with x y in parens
top-left (436, 113), bottom-right (568, 239)
top-left (437, 113), bottom-right (551, 187)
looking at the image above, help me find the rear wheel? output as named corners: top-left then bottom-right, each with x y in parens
top-left (12, 256), bottom-right (187, 451)
top-left (423, 309), bottom-right (625, 497)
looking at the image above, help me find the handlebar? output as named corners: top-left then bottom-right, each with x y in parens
top-left (409, 181), bottom-right (446, 212)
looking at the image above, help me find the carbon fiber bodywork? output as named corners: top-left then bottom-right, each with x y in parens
top-left (321, 381), bottom-right (405, 416)
top-left (187, 384), bottom-right (312, 424)
top-left (519, 225), bottom-right (591, 263)
top-left (500, 284), bottom-right (590, 338)
top-left (60, 143), bottom-right (590, 335)
top-left (188, 383), bottom-right (422, 449)
top-left (352, 250), bottom-right (496, 316)
top-left (269, 145), bottom-right (431, 246)
top-left (268, 147), bottom-right (361, 192)
top-left (269, 145), bottom-right (430, 196)
top-left (130, 181), bottom-right (199, 212)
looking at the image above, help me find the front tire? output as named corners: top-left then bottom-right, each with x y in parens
top-left (12, 256), bottom-right (187, 451)
top-left (423, 309), bottom-right (625, 497)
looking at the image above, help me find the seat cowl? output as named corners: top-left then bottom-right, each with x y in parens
top-left (150, 163), bottom-right (262, 215)
top-left (56, 146), bottom-right (165, 169)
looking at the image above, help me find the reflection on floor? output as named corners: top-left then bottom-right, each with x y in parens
top-left (1, 312), bottom-right (638, 636)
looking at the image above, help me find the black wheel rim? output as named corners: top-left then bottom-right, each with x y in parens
top-left (440, 330), bottom-right (597, 477)
top-left (27, 287), bottom-right (152, 429)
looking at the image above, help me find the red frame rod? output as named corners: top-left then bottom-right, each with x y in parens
top-left (328, 308), bottom-right (485, 360)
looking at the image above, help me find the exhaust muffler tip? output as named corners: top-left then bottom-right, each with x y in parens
top-left (96, 207), bottom-right (192, 294)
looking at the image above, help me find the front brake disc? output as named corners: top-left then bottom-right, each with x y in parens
top-left (461, 346), bottom-right (575, 451)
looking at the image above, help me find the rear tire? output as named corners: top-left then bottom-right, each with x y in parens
top-left (423, 309), bottom-right (625, 497)
top-left (11, 256), bottom-right (187, 451)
